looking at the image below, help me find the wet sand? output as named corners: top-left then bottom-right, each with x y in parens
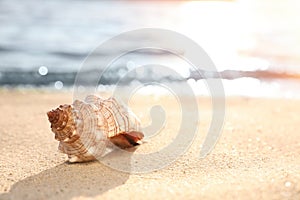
top-left (0, 90), bottom-right (299, 200)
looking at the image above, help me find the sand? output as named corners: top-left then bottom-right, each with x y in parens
top-left (0, 90), bottom-right (299, 200)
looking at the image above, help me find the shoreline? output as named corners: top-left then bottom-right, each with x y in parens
top-left (1, 78), bottom-right (300, 100)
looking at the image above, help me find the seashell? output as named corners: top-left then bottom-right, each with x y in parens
top-left (47, 95), bottom-right (144, 163)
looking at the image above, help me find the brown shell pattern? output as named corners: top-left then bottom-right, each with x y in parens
top-left (47, 95), bottom-right (143, 163)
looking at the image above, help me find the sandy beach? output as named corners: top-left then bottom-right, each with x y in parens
top-left (0, 90), bottom-right (299, 200)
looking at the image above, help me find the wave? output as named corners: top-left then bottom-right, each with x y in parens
top-left (0, 68), bottom-right (299, 86)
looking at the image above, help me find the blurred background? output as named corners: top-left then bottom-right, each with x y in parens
top-left (0, 0), bottom-right (300, 97)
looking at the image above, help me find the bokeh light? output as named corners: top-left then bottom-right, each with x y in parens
top-left (38, 66), bottom-right (48, 76)
top-left (54, 81), bottom-right (63, 90)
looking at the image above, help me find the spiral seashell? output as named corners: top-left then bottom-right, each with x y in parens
top-left (47, 95), bottom-right (144, 163)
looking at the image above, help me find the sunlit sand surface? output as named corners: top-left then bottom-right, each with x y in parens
top-left (0, 91), bottom-right (299, 199)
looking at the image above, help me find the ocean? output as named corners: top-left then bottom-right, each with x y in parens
top-left (0, 0), bottom-right (300, 97)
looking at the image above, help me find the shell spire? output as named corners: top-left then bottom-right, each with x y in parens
top-left (47, 95), bottom-right (144, 163)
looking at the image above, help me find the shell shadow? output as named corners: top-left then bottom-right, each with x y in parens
top-left (0, 151), bottom-right (133, 200)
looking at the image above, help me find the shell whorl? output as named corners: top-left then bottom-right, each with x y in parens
top-left (47, 105), bottom-right (75, 141)
top-left (47, 95), bottom-right (143, 163)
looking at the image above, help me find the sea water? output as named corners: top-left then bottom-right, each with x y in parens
top-left (0, 0), bottom-right (299, 98)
